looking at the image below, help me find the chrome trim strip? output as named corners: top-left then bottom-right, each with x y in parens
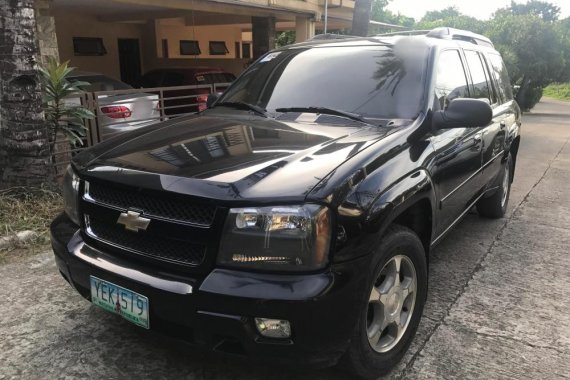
top-left (83, 181), bottom-right (213, 229)
top-left (440, 151), bottom-right (504, 206)
top-left (72, 241), bottom-right (193, 295)
top-left (196, 311), bottom-right (243, 321)
top-left (432, 189), bottom-right (489, 246)
top-left (483, 151), bottom-right (504, 170)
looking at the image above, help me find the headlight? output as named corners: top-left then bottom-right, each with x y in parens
top-left (62, 165), bottom-right (80, 225)
top-left (218, 204), bottom-right (331, 271)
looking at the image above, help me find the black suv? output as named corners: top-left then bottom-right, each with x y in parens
top-left (51, 27), bottom-right (521, 379)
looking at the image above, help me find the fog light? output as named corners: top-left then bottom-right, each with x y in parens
top-left (254, 318), bottom-right (291, 338)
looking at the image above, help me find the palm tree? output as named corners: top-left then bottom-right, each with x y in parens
top-left (352, 0), bottom-right (373, 37)
top-left (0, 0), bottom-right (52, 187)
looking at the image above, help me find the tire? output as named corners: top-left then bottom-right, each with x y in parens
top-left (477, 154), bottom-right (513, 219)
top-left (342, 225), bottom-right (428, 379)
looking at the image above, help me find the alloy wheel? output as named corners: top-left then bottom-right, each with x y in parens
top-left (367, 254), bottom-right (417, 353)
top-left (501, 162), bottom-right (510, 208)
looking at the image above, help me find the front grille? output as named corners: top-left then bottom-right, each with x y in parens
top-left (86, 215), bottom-right (206, 266)
top-left (86, 181), bottom-right (216, 226)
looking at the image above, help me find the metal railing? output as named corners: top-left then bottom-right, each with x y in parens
top-left (54, 82), bottom-right (232, 172)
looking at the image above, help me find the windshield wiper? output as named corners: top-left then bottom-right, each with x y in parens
top-left (275, 107), bottom-right (369, 124)
top-left (215, 101), bottom-right (268, 117)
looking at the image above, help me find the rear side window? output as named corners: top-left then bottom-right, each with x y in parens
top-left (464, 50), bottom-right (497, 104)
top-left (435, 50), bottom-right (470, 109)
top-left (487, 53), bottom-right (514, 102)
top-left (198, 73), bottom-right (236, 84)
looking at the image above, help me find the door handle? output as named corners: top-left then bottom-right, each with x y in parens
top-left (473, 133), bottom-right (483, 143)
top-left (500, 121), bottom-right (506, 129)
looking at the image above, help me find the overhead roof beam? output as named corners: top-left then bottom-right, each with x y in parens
top-left (100, 0), bottom-right (322, 22)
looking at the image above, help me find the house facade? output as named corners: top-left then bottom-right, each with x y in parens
top-left (36, 0), bottom-right (356, 82)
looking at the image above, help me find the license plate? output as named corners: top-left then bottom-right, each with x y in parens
top-left (90, 276), bottom-right (149, 329)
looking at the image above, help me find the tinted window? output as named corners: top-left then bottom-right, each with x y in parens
top-left (242, 42), bottom-right (251, 59)
top-left (219, 43), bottom-right (429, 120)
top-left (464, 50), bottom-right (496, 103)
top-left (140, 71), bottom-right (163, 88)
top-left (197, 73), bottom-right (236, 84)
top-left (69, 75), bottom-right (131, 91)
top-left (73, 37), bottom-right (106, 56)
top-left (162, 72), bottom-right (184, 87)
top-left (180, 40), bottom-right (201, 56)
top-left (209, 41), bottom-right (229, 55)
top-left (488, 53), bottom-right (514, 102)
top-left (435, 50), bottom-right (469, 109)
top-left (481, 55), bottom-right (499, 104)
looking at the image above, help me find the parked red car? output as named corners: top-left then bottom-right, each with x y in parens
top-left (140, 68), bottom-right (236, 115)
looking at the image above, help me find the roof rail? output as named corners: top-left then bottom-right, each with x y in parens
top-left (426, 27), bottom-right (494, 48)
top-left (375, 30), bottom-right (430, 37)
top-left (309, 33), bottom-right (359, 41)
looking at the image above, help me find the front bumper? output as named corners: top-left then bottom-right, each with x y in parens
top-left (50, 213), bottom-right (371, 367)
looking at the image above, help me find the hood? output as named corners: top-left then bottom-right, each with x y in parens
top-left (76, 113), bottom-right (394, 202)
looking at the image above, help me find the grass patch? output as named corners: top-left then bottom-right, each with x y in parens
top-left (543, 83), bottom-right (570, 101)
top-left (0, 186), bottom-right (62, 263)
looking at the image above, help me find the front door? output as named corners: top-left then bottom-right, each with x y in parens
top-left (430, 49), bottom-right (484, 236)
top-left (118, 39), bottom-right (141, 87)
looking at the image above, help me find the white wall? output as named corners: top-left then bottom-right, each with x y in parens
top-left (55, 13), bottom-right (144, 80)
top-left (55, 13), bottom-right (252, 79)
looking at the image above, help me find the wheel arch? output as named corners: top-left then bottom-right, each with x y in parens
top-left (364, 169), bottom-right (436, 257)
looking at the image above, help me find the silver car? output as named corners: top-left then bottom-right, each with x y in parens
top-left (66, 72), bottom-right (160, 141)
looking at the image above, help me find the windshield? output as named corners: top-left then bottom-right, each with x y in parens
top-left (69, 75), bottom-right (132, 92)
top-left (218, 41), bottom-right (429, 120)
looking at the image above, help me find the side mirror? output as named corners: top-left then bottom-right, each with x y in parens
top-left (206, 93), bottom-right (219, 108)
top-left (433, 98), bottom-right (492, 129)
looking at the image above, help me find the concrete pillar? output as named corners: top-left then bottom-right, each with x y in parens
top-left (34, 0), bottom-right (59, 65)
top-left (141, 20), bottom-right (160, 72)
top-left (295, 16), bottom-right (315, 43)
top-left (252, 16), bottom-right (276, 59)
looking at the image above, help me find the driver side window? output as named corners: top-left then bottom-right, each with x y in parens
top-left (435, 50), bottom-right (470, 110)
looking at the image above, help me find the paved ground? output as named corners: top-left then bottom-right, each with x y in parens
top-left (1, 98), bottom-right (569, 380)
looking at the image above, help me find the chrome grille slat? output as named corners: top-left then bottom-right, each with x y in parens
top-left (85, 215), bottom-right (205, 266)
top-left (85, 181), bottom-right (216, 227)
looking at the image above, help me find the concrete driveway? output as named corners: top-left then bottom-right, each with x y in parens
top-left (1, 98), bottom-right (569, 380)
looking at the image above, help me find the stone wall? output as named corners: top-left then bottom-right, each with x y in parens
top-left (34, 0), bottom-right (59, 65)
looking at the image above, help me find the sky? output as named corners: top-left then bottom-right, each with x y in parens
top-left (385, 0), bottom-right (570, 21)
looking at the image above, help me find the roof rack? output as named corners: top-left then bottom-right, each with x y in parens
top-left (375, 27), bottom-right (494, 48)
top-left (375, 30), bottom-right (430, 37)
top-left (309, 33), bottom-right (359, 41)
top-left (427, 27), bottom-right (494, 48)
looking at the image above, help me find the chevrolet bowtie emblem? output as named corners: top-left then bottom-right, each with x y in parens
top-left (117, 210), bottom-right (150, 232)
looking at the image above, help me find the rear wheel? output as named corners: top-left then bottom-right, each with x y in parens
top-left (477, 154), bottom-right (513, 218)
top-left (342, 225), bottom-right (427, 379)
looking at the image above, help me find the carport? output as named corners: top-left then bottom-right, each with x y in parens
top-left (44, 0), bottom-right (355, 83)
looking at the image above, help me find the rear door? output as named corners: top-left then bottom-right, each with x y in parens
top-left (463, 50), bottom-right (508, 189)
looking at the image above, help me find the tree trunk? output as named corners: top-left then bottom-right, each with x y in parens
top-left (351, 0), bottom-right (373, 37)
top-left (0, 0), bottom-right (53, 188)
top-left (515, 76), bottom-right (531, 106)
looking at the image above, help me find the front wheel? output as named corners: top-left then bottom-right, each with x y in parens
top-left (477, 154), bottom-right (513, 218)
top-left (342, 225), bottom-right (427, 379)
